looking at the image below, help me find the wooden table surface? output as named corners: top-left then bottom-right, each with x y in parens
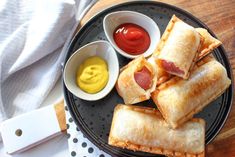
top-left (79, 0), bottom-right (235, 156)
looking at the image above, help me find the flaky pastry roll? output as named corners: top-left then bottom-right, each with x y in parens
top-left (196, 28), bottom-right (222, 60)
top-left (109, 104), bottom-right (205, 157)
top-left (116, 56), bottom-right (157, 104)
top-left (155, 15), bottom-right (203, 79)
top-left (152, 59), bottom-right (231, 128)
top-left (147, 56), bottom-right (172, 86)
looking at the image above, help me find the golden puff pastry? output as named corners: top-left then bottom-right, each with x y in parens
top-left (155, 15), bottom-right (203, 79)
top-left (152, 59), bottom-right (231, 129)
top-left (196, 28), bottom-right (222, 60)
top-left (116, 56), bottom-right (157, 104)
top-left (109, 104), bottom-right (205, 157)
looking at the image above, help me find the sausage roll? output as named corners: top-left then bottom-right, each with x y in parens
top-left (109, 104), bottom-right (205, 157)
top-left (155, 15), bottom-right (203, 79)
top-left (116, 56), bottom-right (157, 104)
top-left (196, 28), bottom-right (222, 60)
top-left (152, 59), bottom-right (231, 129)
top-left (147, 56), bottom-right (172, 86)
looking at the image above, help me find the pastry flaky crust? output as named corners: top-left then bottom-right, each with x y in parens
top-left (147, 56), bottom-right (172, 86)
top-left (196, 28), bottom-right (222, 60)
top-left (116, 56), bottom-right (157, 104)
top-left (151, 58), bottom-right (231, 129)
top-left (155, 15), bottom-right (203, 79)
top-left (109, 104), bottom-right (205, 157)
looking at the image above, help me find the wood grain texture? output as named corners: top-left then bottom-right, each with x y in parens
top-left (79, 0), bottom-right (235, 156)
top-left (54, 100), bottom-right (66, 132)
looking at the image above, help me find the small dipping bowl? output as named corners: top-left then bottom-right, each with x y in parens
top-left (103, 11), bottom-right (161, 59)
top-left (63, 40), bottom-right (119, 101)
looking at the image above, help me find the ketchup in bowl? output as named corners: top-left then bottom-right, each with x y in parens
top-left (113, 23), bottom-right (150, 55)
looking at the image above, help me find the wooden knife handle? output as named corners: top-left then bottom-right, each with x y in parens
top-left (54, 100), bottom-right (66, 132)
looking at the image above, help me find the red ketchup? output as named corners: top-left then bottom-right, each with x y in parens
top-left (113, 23), bottom-right (150, 55)
top-left (134, 66), bottom-right (152, 90)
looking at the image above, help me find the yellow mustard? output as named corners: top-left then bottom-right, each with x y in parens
top-left (77, 56), bottom-right (109, 94)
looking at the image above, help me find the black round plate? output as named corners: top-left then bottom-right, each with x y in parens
top-left (63, 1), bottom-right (234, 157)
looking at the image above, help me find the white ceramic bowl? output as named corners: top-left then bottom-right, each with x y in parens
top-left (63, 41), bottom-right (119, 101)
top-left (103, 11), bottom-right (161, 59)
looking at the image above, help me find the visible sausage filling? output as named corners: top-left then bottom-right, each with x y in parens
top-left (134, 66), bottom-right (152, 90)
top-left (159, 60), bottom-right (184, 75)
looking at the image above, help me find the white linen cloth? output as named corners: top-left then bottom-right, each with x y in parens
top-left (0, 0), bottom-right (92, 123)
top-left (0, 0), bottom-right (114, 156)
